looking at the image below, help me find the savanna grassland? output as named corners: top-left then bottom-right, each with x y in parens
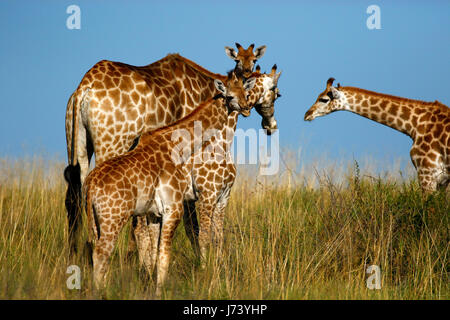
top-left (0, 155), bottom-right (448, 299)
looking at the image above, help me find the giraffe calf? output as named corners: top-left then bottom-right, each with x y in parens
top-left (83, 72), bottom-right (256, 296)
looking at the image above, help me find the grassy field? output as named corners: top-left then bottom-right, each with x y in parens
top-left (0, 156), bottom-right (448, 299)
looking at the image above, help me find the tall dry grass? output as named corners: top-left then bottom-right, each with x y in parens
top-left (0, 155), bottom-right (448, 299)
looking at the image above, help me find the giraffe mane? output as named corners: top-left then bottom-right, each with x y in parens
top-left (342, 86), bottom-right (449, 109)
top-left (167, 54), bottom-right (228, 81)
top-left (138, 98), bottom-right (221, 144)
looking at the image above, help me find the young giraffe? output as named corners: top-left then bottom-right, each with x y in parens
top-left (65, 44), bottom-right (267, 254)
top-left (304, 78), bottom-right (450, 193)
top-left (225, 43), bottom-right (266, 78)
top-left (180, 65), bottom-right (282, 263)
top-left (84, 72), bottom-right (256, 296)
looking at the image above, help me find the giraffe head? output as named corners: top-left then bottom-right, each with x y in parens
top-left (225, 43), bottom-right (266, 78)
top-left (253, 64), bottom-right (282, 135)
top-left (214, 72), bottom-right (256, 117)
top-left (304, 77), bottom-right (347, 121)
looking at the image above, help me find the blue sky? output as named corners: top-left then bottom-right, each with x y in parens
top-left (0, 0), bottom-right (449, 169)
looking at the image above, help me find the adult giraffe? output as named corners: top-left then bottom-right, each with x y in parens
top-left (304, 78), bottom-right (450, 193)
top-left (64, 43), bottom-right (267, 255)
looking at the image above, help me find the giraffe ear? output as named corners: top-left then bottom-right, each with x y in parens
top-left (254, 45), bottom-right (266, 60)
top-left (214, 79), bottom-right (227, 95)
top-left (330, 86), bottom-right (341, 99)
top-left (244, 77), bottom-right (256, 91)
top-left (274, 71), bottom-right (282, 85)
top-left (225, 46), bottom-right (238, 60)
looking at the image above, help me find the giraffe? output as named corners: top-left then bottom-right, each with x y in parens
top-left (131, 66), bottom-right (281, 270)
top-left (83, 72), bottom-right (256, 296)
top-left (225, 43), bottom-right (267, 78)
top-left (179, 65), bottom-right (282, 263)
top-left (304, 78), bottom-right (450, 193)
top-left (65, 45), bottom-right (267, 255)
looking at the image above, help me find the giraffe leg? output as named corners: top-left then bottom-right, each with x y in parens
top-left (134, 215), bottom-right (161, 279)
top-left (417, 167), bottom-right (438, 194)
top-left (93, 235), bottom-right (119, 289)
top-left (211, 164), bottom-right (235, 257)
top-left (147, 215), bottom-right (161, 277)
top-left (410, 147), bottom-right (446, 194)
top-left (211, 188), bottom-right (232, 255)
top-left (155, 202), bottom-right (183, 298)
top-left (92, 216), bottom-right (124, 290)
top-left (183, 200), bottom-right (200, 258)
top-left (127, 216), bottom-right (141, 259)
top-left (196, 196), bottom-right (216, 268)
top-left (133, 216), bottom-right (151, 270)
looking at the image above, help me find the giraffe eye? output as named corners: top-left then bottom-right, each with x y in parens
top-left (319, 98), bottom-right (329, 103)
top-left (326, 91), bottom-right (335, 99)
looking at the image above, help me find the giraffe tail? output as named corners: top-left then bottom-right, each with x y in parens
top-left (64, 88), bottom-right (89, 255)
top-left (65, 88), bottom-right (91, 167)
top-left (64, 92), bottom-right (82, 254)
top-left (65, 92), bottom-right (78, 167)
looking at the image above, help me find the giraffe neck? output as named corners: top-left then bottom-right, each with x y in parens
top-left (201, 77), bottom-right (269, 160)
top-left (137, 66), bottom-right (267, 159)
top-left (215, 75), bottom-right (268, 148)
top-left (140, 97), bottom-right (229, 159)
top-left (340, 87), bottom-right (427, 139)
top-left (221, 112), bottom-right (239, 149)
top-left (136, 54), bottom-right (227, 130)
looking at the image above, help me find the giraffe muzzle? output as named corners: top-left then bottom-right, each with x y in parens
top-left (304, 109), bottom-right (314, 121)
top-left (262, 118), bottom-right (278, 135)
top-left (243, 69), bottom-right (252, 78)
top-left (241, 108), bottom-right (251, 117)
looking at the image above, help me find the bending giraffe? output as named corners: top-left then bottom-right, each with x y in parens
top-left (84, 72), bottom-right (256, 296)
top-left (65, 44), bottom-right (267, 255)
top-left (133, 66), bottom-right (281, 270)
top-left (180, 65), bottom-right (281, 264)
top-left (304, 78), bottom-right (450, 193)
